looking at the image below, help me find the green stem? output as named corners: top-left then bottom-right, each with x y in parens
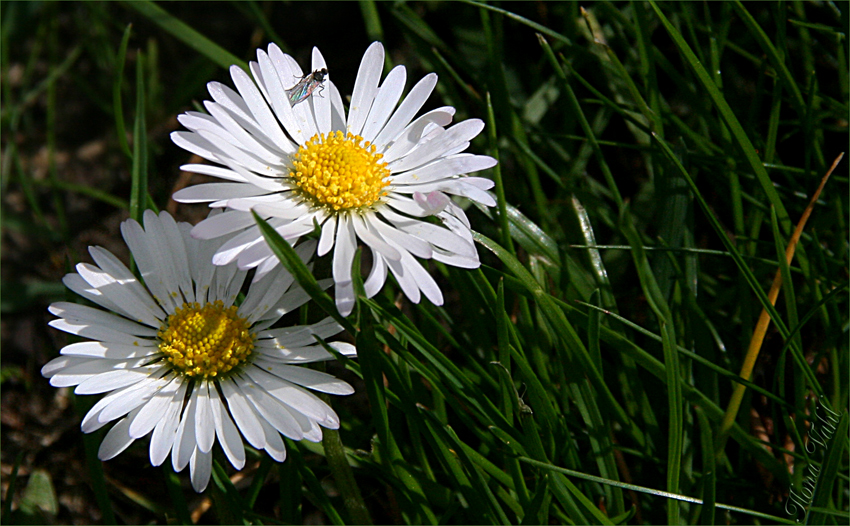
top-left (317, 362), bottom-right (371, 525)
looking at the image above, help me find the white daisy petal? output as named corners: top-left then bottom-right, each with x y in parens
top-left (352, 213), bottom-right (401, 261)
top-left (75, 367), bottom-right (154, 395)
top-left (239, 266), bottom-right (295, 323)
top-left (179, 163), bottom-right (248, 183)
top-left (129, 376), bottom-right (184, 439)
top-left (234, 218), bottom-right (315, 271)
top-left (172, 391), bottom-right (198, 472)
top-left (317, 215), bottom-right (337, 257)
top-left (49, 302), bottom-right (158, 337)
top-left (254, 358), bottom-right (355, 395)
top-left (367, 215), bottom-right (432, 259)
top-left (76, 259), bottom-right (163, 327)
top-left (246, 366), bottom-right (339, 426)
top-left (385, 253), bottom-right (421, 304)
top-left (413, 190), bottom-right (451, 215)
top-left (173, 182), bottom-right (272, 203)
top-left (230, 64), bottom-right (291, 148)
top-left (388, 119), bottom-right (485, 173)
top-left (373, 72), bottom-right (439, 147)
top-left (279, 53), bottom-right (320, 140)
top-left (220, 379), bottom-right (266, 449)
top-left (120, 218), bottom-right (178, 313)
top-left (391, 154), bottom-right (497, 185)
top-left (254, 341), bottom-right (345, 364)
top-left (58, 341), bottom-right (156, 359)
top-left (328, 80), bottom-right (347, 132)
top-left (190, 209), bottom-right (257, 240)
top-left (251, 200), bottom-right (311, 220)
top-left (142, 211), bottom-right (187, 307)
top-left (194, 383), bottom-right (215, 454)
top-left (332, 214), bottom-right (357, 287)
top-left (97, 376), bottom-right (166, 424)
top-left (254, 278), bottom-right (332, 325)
top-left (380, 208), bottom-right (476, 257)
top-left (239, 375), bottom-right (304, 440)
top-left (261, 317), bottom-right (345, 347)
top-left (258, 418), bottom-right (288, 462)
top-left (209, 384), bottom-right (246, 470)
top-left (48, 318), bottom-right (155, 345)
top-left (347, 41), bottom-right (385, 136)
top-left (260, 47), bottom-right (308, 145)
top-left (61, 273), bottom-right (127, 318)
top-left (170, 130), bottom-right (222, 165)
top-left (150, 379), bottom-right (189, 467)
top-left (43, 210), bottom-right (356, 493)
top-left (311, 47), bottom-right (332, 134)
top-left (82, 374), bottom-right (168, 433)
top-left (385, 194), bottom-right (433, 217)
top-left (190, 447), bottom-right (213, 493)
top-left (361, 65), bottom-right (407, 142)
top-left (204, 102), bottom-right (293, 159)
top-left (381, 107), bottom-right (455, 164)
top-left (194, 129), bottom-right (280, 183)
top-left (98, 407), bottom-right (142, 461)
top-left (364, 249), bottom-right (389, 298)
top-left (207, 81), bottom-right (256, 128)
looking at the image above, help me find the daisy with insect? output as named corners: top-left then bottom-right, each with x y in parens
top-left (41, 210), bottom-right (356, 492)
top-left (171, 41), bottom-right (497, 316)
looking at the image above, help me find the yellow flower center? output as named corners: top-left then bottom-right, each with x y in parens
top-left (290, 131), bottom-right (391, 210)
top-left (158, 300), bottom-right (254, 379)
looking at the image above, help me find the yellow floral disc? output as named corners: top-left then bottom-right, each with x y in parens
top-left (158, 300), bottom-right (254, 379)
top-left (290, 131), bottom-right (391, 210)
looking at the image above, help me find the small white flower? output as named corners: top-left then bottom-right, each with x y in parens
top-left (42, 210), bottom-right (356, 492)
top-left (171, 41), bottom-right (497, 316)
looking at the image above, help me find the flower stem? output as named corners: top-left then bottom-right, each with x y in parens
top-left (320, 392), bottom-right (372, 525)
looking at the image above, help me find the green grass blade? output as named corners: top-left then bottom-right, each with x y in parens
top-left (163, 465), bottom-right (192, 525)
top-left (474, 231), bottom-right (640, 442)
top-left (126, 1), bottom-right (247, 71)
top-left (244, 457), bottom-right (272, 510)
top-left (1, 451), bottom-right (24, 524)
top-left (486, 92), bottom-right (515, 256)
top-left (252, 212), bottom-right (355, 334)
top-left (648, 0), bottom-right (792, 233)
top-left (650, 131), bottom-right (825, 402)
top-left (210, 460), bottom-right (245, 524)
top-left (461, 0), bottom-right (572, 46)
top-left (113, 24), bottom-right (132, 159)
top-left (538, 34), bottom-right (624, 209)
top-left (732, 1), bottom-right (805, 116)
top-left (278, 445), bottom-right (302, 525)
top-left (322, 420), bottom-right (372, 524)
top-left (359, 0), bottom-right (384, 43)
top-left (805, 410), bottom-right (848, 525)
top-left (695, 407), bottom-right (717, 525)
top-left (518, 456), bottom-right (796, 524)
top-left (290, 446), bottom-right (346, 526)
top-left (618, 205), bottom-right (682, 524)
top-left (129, 51), bottom-right (148, 224)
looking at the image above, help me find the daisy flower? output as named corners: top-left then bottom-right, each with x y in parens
top-left (171, 41), bottom-right (497, 316)
top-left (41, 210), bottom-right (356, 492)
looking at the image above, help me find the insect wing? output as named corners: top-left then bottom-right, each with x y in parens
top-left (287, 71), bottom-right (325, 106)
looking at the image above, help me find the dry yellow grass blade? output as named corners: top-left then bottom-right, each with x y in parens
top-left (715, 152), bottom-right (845, 457)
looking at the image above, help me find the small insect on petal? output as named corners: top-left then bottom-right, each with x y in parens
top-left (287, 68), bottom-right (328, 107)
